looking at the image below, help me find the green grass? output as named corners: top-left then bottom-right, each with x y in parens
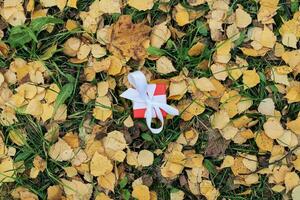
top-left (1, 0), bottom-right (299, 199)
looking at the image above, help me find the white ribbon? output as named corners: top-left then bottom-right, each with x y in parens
top-left (120, 71), bottom-right (179, 134)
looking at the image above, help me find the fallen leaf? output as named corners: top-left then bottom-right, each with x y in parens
top-left (151, 22), bottom-right (171, 48)
top-left (235, 6), bottom-right (252, 28)
top-left (49, 138), bottom-right (74, 161)
top-left (138, 150), bottom-right (154, 167)
top-left (132, 184), bottom-right (150, 200)
top-left (108, 15), bottom-right (151, 60)
top-left (128, 0), bottom-right (154, 11)
top-left (243, 70), bottom-right (260, 89)
top-left (263, 118), bottom-right (284, 139)
top-left (258, 98), bottom-right (275, 116)
top-left (90, 152), bottom-right (113, 176)
top-left (93, 96), bottom-right (112, 121)
top-left (156, 56), bottom-right (176, 74)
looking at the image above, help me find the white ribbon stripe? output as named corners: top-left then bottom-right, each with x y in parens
top-left (120, 71), bottom-right (179, 134)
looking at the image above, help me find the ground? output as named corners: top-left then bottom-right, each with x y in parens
top-left (0, 0), bottom-right (300, 200)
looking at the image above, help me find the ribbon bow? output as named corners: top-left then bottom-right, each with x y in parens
top-left (120, 71), bottom-right (179, 134)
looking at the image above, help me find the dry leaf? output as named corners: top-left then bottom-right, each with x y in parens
top-left (156, 56), bottom-right (176, 74)
top-left (61, 179), bottom-right (93, 200)
top-left (93, 96), bottom-right (112, 121)
top-left (151, 22), bottom-right (171, 48)
top-left (138, 150), bottom-right (154, 167)
top-left (90, 152), bottom-right (113, 176)
top-left (132, 184), bottom-right (150, 200)
top-left (235, 6), bottom-right (252, 28)
top-left (258, 98), bottom-right (275, 116)
top-left (287, 116), bottom-right (300, 135)
top-left (128, 0), bottom-right (154, 11)
top-left (0, 157), bottom-right (15, 182)
top-left (49, 138), bottom-right (74, 161)
top-left (263, 118), bottom-right (284, 139)
top-left (108, 15), bottom-right (151, 60)
top-left (243, 70), bottom-right (260, 89)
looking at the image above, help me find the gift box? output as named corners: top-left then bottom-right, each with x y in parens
top-left (133, 83), bottom-right (167, 118)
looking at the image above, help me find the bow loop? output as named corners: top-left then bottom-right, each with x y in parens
top-left (121, 71), bottom-right (179, 134)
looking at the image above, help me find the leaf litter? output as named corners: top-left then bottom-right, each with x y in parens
top-left (0, 0), bottom-right (299, 199)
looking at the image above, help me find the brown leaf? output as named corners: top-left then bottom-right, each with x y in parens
top-left (108, 15), bottom-right (151, 60)
top-left (204, 129), bottom-right (230, 158)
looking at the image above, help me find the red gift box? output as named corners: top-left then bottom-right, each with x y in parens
top-left (133, 83), bottom-right (167, 118)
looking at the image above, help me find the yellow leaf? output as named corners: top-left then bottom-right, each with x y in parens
top-left (123, 115), bottom-right (134, 128)
top-left (285, 85), bottom-right (300, 103)
top-left (41, 103), bottom-right (54, 122)
top-left (128, 0), bottom-right (154, 11)
top-left (276, 130), bottom-right (298, 147)
top-left (66, 19), bottom-right (78, 31)
top-left (64, 166), bottom-right (77, 177)
top-left (255, 132), bottom-right (273, 152)
top-left (178, 99), bottom-right (205, 121)
top-left (263, 118), bottom-right (284, 139)
top-left (63, 37), bottom-right (81, 57)
top-left (170, 190), bottom-right (185, 200)
top-left (26, 0), bottom-right (35, 11)
top-left (53, 104), bottom-right (67, 121)
top-left (91, 44), bottom-right (106, 58)
top-left (156, 56), bottom-right (176, 74)
top-left (45, 83), bottom-right (60, 104)
top-left (48, 138), bottom-right (74, 161)
top-left (282, 33), bottom-right (297, 48)
top-left (127, 150), bottom-right (139, 167)
top-left (93, 96), bottom-right (112, 121)
top-left (138, 150), bottom-right (154, 167)
top-left (168, 80), bottom-right (187, 100)
top-left (292, 185), bottom-right (300, 200)
top-left (210, 110), bottom-right (230, 129)
top-left (97, 81), bottom-right (109, 97)
top-left (33, 155), bottom-right (46, 172)
top-left (56, 0), bottom-right (67, 10)
top-left (132, 184), bottom-right (150, 200)
top-left (287, 116), bottom-right (300, 135)
top-left (47, 185), bottom-right (63, 200)
top-left (96, 193), bottom-right (112, 200)
top-left (242, 69), bottom-right (260, 89)
top-left (98, 172), bottom-right (116, 191)
top-left (240, 47), bottom-right (269, 57)
top-left (285, 172), bottom-right (300, 192)
top-left (0, 157), bottom-right (15, 182)
top-left (220, 155), bottom-right (234, 169)
top-left (211, 63), bottom-right (228, 80)
top-left (9, 129), bottom-right (27, 146)
top-left (174, 4), bottom-right (190, 26)
top-left (188, 42), bottom-right (205, 57)
top-left (220, 124), bottom-right (238, 140)
top-left (150, 22), bottom-right (171, 49)
top-left (90, 152), bottom-right (113, 176)
top-left (108, 56), bottom-right (123, 76)
top-left (61, 179), bottom-right (93, 200)
top-left (193, 77), bottom-right (216, 91)
top-left (77, 44), bottom-right (91, 60)
top-left (274, 42), bottom-right (285, 57)
top-left (235, 6), bottom-right (252, 28)
top-left (199, 180), bottom-right (220, 200)
top-left (98, 0), bottom-right (121, 13)
top-left (260, 26), bottom-right (276, 48)
top-left (67, 0), bottom-right (77, 8)
top-left (272, 185), bottom-right (285, 193)
top-left (231, 157), bottom-right (250, 176)
top-left (242, 154), bottom-right (257, 172)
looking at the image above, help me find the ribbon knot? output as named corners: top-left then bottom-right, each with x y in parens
top-left (120, 71), bottom-right (179, 134)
